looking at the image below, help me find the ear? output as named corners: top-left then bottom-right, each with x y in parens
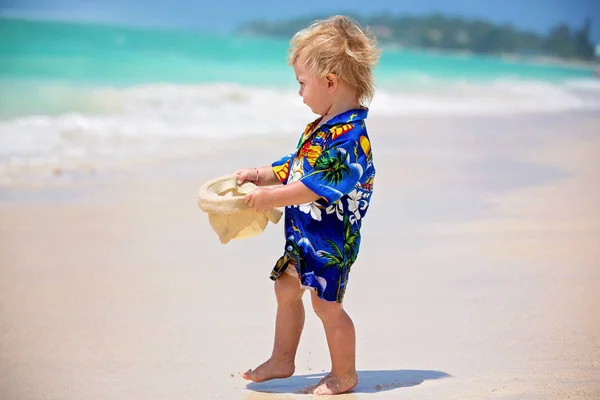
top-left (325, 73), bottom-right (338, 92)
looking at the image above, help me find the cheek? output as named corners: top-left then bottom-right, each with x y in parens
top-left (304, 85), bottom-right (321, 100)
top-left (301, 87), bottom-right (313, 103)
top-left (309, 86), bottom-right (329, 107)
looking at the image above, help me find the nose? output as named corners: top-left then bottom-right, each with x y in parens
top-left (298, 88), bottom-right (303, 96)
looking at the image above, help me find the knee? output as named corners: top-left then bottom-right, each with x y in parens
top-left (274, 275), bottom-right (303, 304)
top-left (311, 293), bottom-right (342, 320)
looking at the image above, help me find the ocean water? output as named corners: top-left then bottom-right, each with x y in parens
top-left (1, 17), bottom-right (599, 176)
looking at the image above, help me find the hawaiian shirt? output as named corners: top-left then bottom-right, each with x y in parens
top-left (270, 107), bottom-right (375, 303)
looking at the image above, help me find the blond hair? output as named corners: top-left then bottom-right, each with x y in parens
top-left (288, 15), bottom-right (380, 105)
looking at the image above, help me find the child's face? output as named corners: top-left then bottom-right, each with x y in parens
top-left (293, 60), bottom-right (334, 116)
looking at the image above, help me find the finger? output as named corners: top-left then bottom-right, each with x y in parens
top-left (255, 202), bottom-right (268, 213)
top-left (244, 193), bottom-right (252, 204)
top-left (237, 173), bottom-right (247, 184)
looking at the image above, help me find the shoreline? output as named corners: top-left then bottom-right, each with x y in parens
top-left (2, 110), bottom-right (600, 196)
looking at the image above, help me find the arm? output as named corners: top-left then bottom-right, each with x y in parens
top-left (271, 181), bottom-right (320, 207)
top-left (235, 165), bottom-right (281, 187)
top-left (244, 181), bottom-right (320, 212)
top-left (256, 165), bottom-right (282, 187)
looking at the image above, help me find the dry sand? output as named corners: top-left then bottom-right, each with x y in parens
top-left (1, 113), bottom-right (599, 399)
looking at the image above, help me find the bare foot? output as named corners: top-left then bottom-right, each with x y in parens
top-left (241, 358), bottom-right (295, 383)
top-left (305, 373), bottom-right (358, 395)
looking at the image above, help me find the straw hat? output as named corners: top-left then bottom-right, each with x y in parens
top-left (197, 174), bottom-right (283, 244)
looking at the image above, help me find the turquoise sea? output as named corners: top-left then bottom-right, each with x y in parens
top-left (1, 17), bottom-right (599, 171)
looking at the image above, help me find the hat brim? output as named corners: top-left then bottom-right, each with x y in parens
top-left (197, 174), bottom-right (282, 223)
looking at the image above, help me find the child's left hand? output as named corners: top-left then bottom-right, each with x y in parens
top-left (244, 188), bottom-right (274, 213)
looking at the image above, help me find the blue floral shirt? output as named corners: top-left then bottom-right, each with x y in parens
top-left (270, 107), bottom-right (375, 303)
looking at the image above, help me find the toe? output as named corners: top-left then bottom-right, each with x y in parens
top-left (241, 370), bottom-right (253, 381)
top-left (313, 384), bottom-right (333, 396)
top-left (303, 385), bottom-right (316, 394)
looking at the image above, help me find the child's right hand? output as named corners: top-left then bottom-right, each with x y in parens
top-left (235, 168), bottom-right (259, 185)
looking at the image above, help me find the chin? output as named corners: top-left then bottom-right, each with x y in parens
top-left (306, 104), bottom-right (322, 115)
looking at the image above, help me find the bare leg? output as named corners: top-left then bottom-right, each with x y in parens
top-left (242, 272), bottom-right (305, 382)
top-left (305, 290), bottom-right (358, 395)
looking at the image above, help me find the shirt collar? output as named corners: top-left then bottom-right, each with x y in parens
top-left (322, 107), bottom-right (369, 127)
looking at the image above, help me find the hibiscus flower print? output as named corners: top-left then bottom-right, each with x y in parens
top-left (326, 200), bottom-right (344, 222)
top-left (289, 158), bottom-right (304, 183)
top-left (347, 189), bottom-right (369, 224)
top-left (299, 202), bottom-right (322, 221)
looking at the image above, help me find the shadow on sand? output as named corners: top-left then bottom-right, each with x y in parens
top-left (246, 369), bottom-right (452, 395)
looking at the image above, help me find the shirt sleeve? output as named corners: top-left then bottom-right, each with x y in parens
top-left (271, 153), bottom-right (293, 185)
top-left (299, 124), bottom-right (367, 204)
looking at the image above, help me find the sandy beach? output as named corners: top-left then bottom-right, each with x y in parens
top-left (1, 112), bottom-right (599, 400)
